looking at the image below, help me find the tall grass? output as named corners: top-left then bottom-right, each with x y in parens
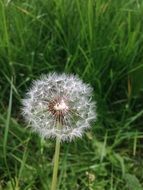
top-left (0, 0), bottom-right (143, 189)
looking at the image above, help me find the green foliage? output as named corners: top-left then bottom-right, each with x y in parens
top-left (0, 0), bottom-right (143, 189)
top-left (125, 174), bottom-right (142, 190)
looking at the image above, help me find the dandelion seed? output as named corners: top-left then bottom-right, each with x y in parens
top-left (22, 72), bottom-right (96, 141)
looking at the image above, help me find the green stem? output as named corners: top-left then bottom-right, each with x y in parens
top-left (51, 136), bottom-right (61, 190)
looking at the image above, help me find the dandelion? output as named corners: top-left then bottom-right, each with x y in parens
top-left (22, 72), bottom-right (96, 141)
top-left (22, 72), bottom-right (96, 190)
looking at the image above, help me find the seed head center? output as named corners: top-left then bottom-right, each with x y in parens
top-left (54, 99), bottom-right (68, 111)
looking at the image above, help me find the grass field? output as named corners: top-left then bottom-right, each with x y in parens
top-left (0, 0), bottom-right (143, 189)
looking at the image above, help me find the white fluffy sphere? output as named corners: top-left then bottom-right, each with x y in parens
top-left (22, 73), bottom-right (96, 141)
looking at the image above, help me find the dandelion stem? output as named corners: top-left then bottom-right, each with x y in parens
top-left (51, 132), bottom-right (61, 190)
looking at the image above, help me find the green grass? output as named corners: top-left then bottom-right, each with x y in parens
top-left (0, 0), bottom-right (143, 189)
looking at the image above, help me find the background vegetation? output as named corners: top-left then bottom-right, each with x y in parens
top-left (0, 0), bottom-right (143, 189)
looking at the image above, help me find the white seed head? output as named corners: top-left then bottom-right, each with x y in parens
top-left (22, 73), bottom-right (96, 141)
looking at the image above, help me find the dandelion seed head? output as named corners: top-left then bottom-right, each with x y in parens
top-left (22, 73), bottom-right (96, 141)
